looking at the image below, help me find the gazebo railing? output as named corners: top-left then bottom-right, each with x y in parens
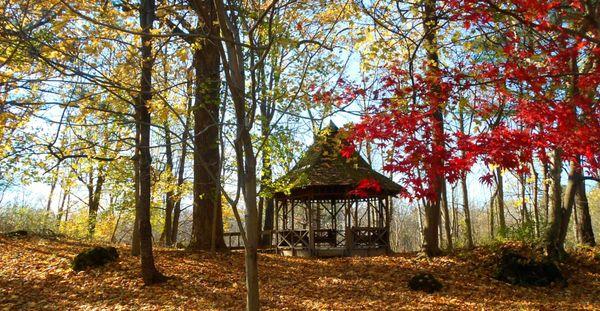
top-left (346, 227), bottom-right (388, 249)
top-left (277, 229), bottom-right (309, 248)
top-left (313, 229), bottom-right (338, 246)
top-left (224, 230), bottom-right (276, 250)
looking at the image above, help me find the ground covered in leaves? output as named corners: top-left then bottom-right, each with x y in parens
top-left (1, 236), bottom-right (599, 310)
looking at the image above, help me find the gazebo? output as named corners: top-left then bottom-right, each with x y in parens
top-left (272, 123), bottom-right (402, 257)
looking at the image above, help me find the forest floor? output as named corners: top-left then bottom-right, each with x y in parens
top-left (1, 235), bottom-right (599, 310)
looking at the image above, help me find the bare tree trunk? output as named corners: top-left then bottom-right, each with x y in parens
top-left (576, 180), bottom-right (596, 246)
top-left (136, 0), bottom-right (165, 284)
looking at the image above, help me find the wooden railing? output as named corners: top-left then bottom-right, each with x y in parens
top-left (223, 231), bottom-right (275, 250)
top-left (346, 227), bottom-right (388, 249)
top-left (313, 229), bottom-right (337, 246)
top-left (277, 229), bottom-right (309, 248)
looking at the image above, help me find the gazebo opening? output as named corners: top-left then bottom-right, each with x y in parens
top-left (272, 122), bottom-right (402, 257)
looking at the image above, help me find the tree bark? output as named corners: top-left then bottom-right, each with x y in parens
top-left (87, 172), bottom-right (105, 238)
top-left (421, 0), bottom-right (443, 257)
top-left (57, 189), bottom-right (68, 225)
top-left (545, 150), bottom-right (570, 260)
top-left (461, 175), bottom-right (474, 248)
top-left (160, 124), bottom-right (174, 246)
top-left (136, 0), bottom-right (165, 284)
top-left (46, 172), bottom-right (58, 213)
top-left (490, 190), bottom-right (496, 238)
top-left (189, 0), bottom-right (226, 251)
top-left (171, 89), bottom-right (191, 245)
top-left (576, 180), bottom-right (596, 246)
top-left (532, 162), bottom-right (540, 237)
top-left (458, 106), bottom-right (473, 249)
top-left (542, 162), bottom-right (550, 223)
top-left (441, 181), bottom-right (453, 251)
top-left (496, 167), bottom-right (507, 237)
top-left (132, 118), bottom-right (141, 256)
top-left (259, 117), bottom-right (274, 247)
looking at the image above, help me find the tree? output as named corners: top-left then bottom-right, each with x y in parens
top-left (187, 0), bottom-right (227, 251)
top-left (135, 0), bottom-right (166, 284)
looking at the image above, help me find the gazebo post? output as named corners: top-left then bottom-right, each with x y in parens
top-left (308, 200), bottom-right (314, 256)
top-left (367, 199), bottom-right (371, 228)
top-left (331, 199), bottom-right (336, 246)
top-left (291, 199), bottom-right (295, 231)
top-left (275, 199), bottom-right (280, 252)
top-left (385, 196), bottom-right (391, 253)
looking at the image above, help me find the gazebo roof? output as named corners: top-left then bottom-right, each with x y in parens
top-left (273, 122), bottom-right (402, 199)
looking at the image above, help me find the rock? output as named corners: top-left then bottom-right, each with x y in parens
top-left (3, 230), bottom-right (28, 237)
top-left (494, 251), bottom-right (566, 287)
top-left (72, 246), bottom-right (119, 271)
top-left (408, 273), bottom-right (443, 293)
top-left (176, 242), bottom-right (186, 249)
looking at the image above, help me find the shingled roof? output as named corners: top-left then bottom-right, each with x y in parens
top-left (273, 122), bottom-right (402, 199)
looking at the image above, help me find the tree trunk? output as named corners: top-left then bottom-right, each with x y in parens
top-left (519, 174), bottom-right (529, 228)
top-left (171, 90), bottom-right (191, 245)
top-left (576, 180), bottom-right (596, 246)
top-left (259, 121), bottom-right (274, 247)
top-left (451, 185), bottom-right (459, 241)
top-left (546, 55), bottom-right (585, 260)
top-left (132, 122), bottom-right (141, 256)
top-left (189, 1), bottom-right (226, 251)
top-left (458, 107), bottom-right (473, 248)
top-left (490, 190), bottom-right (496, 238)
top-left (441, 181), bottom-right (453, 251)
top-left (88, 173), bottom-right (105, 238)
top-left (57, 189), bottom-right (68, 225)
top-left (46, 173), bottom-right (58, 213)
top-left (532, 162), bottom-right (540, 237)
top-left (161, 124), bottom-right (174, 246)
top-left (496, 167), bottom-right (507, 237)
top-left (545, 149), bottom-right (570, 260)
top-left (136, 0), bottom-right (165, 284)
top-left (111, 210), bottom-right (122, 244)
top-left (421, 0), bottom-right (443, 257)
top-left (543, 162), bottom-right (550, 223)
top-left (461, 175), bottom-right (474, 248)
